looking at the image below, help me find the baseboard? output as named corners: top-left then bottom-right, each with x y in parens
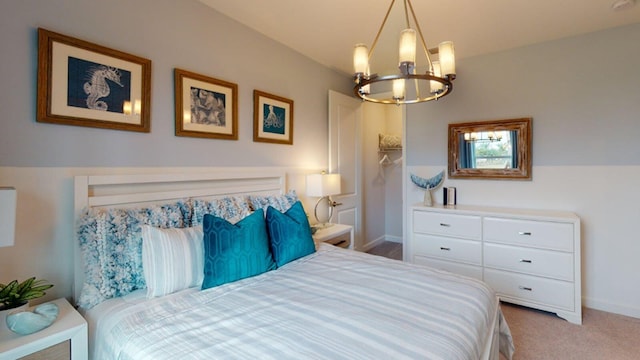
top-left (362, 234), bottom-right (403, 252)
top-left (361, 236), bottom-right (385, 252)
top-left (384, 235), bottom-right (403, 243)
top-left (584, 296), bottom-right (640, 319)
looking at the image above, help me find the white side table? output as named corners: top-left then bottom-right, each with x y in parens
top-left (0, 298), bottom-right (87, 360)
top-left (312, 223), bottom-right (354, 249)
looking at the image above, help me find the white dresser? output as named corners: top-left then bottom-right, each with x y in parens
top-left (409, 204), bottom-right (581, 324)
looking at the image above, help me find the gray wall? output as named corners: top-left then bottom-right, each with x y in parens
top-left (407, 23), bottom-right (640, 167)
top-left (0, 0), bottom-right (351, 168)
top-left (405, 23), bottom-right (640, 318)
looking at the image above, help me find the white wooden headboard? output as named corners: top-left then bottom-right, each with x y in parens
top-left (73, 169), bottom-right (287, 304)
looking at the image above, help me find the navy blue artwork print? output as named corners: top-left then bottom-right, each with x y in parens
top-left (189, 87), bottom-right (226, 126)
top-left (262, 103), bottom-right (285, 134)
top-left (67, 56), bottom-right (131, 114)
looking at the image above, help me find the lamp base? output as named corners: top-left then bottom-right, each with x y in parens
top-left (313, 196), bottom-right (335, 226)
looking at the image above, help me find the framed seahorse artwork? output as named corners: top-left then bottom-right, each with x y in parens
top-left (37, 28), bottom-right (151, 132)
top-left (174, 68), bottom-right (238, 140)
top-left (253, 90), bottom-right (293, 145)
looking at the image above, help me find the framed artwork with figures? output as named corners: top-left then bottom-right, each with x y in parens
top-left (37, 28), bottom-right (151, 132)
top-left (174, 68), bottom-right (238, 140)
top-left (253, 90), bottom-right (293, 145)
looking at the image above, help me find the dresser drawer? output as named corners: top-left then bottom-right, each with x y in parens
top-left (484, 243), bottom-right (574, 281)
top-left (413, 211), bottom-right (481, 240)
top-left (484, 268), bottom-right (574, 311)
top-left (414, 256), bottom-right (483, 280)
top-left (412, 234), bottom-right (482, 265)
top-left (483, 217), bottom-right (574, 251)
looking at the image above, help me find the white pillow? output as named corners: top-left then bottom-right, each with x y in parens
top-left (141, 225), bottom-right (204, 298)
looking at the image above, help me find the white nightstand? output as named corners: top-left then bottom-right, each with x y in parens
top-left (0, 298), bottom-right (88, 360)
top-left (312, 223), bottom-right (354, 249)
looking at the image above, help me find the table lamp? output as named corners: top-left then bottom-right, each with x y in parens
top-left (306, 173), bottom-right (341, 227)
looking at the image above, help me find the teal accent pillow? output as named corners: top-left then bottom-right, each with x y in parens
top-left (201, 209), bottom-right (276, 290)
top-left (265, 201), bottom-right (316, 267)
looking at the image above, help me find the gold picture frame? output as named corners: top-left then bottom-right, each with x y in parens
top-left (37, 28), bottom-right (151, 132)
top-left (174, 68), bottom-right (238, 140)
top-left (253, 90), bottom-right (293, 145)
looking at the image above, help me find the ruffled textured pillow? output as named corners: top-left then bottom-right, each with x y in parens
top-left (248, 190), bottom-right (298, 213)
top-left (76, 200), bottom-right (189, 310)
top-left (191, 196), bottom-right (251, 226)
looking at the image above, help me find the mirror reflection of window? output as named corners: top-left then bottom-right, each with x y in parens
top-left (459, 130), bottom-right (517, 169)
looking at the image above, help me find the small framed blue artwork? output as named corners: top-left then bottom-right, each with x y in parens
top-left (37, 28), bottom-right (151, 132)
top-left (174, 68), bottom-right (238, 140)
top-left (253, 90), bottom-right (293, 145)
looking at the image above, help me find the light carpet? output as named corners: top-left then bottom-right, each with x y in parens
top-left (500, 302), bottom-right (640, 360)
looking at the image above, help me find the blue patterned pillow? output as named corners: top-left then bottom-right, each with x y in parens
top-left (201, 209), bottom-right (276, 290)
top-left (76, 200), bottom-right (189, 310)
top-left (265, 201), bottom-right (316, 267)
top-left (248, 190), bottom-right (298, 213)
top-left (190, 196), bottom-right (252, 226)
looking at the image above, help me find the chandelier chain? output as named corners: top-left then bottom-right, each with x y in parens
top-left (368, 0), bottom-right (397, 62)
top-left (406, 0), bottom-right (434, 72)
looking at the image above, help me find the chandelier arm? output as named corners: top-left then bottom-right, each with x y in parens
top-left (403, 0), bottom-right (411, 28)
top-left (368, 0), bottom-right (397, 61)
top-left (406, 0), bottom-right (434, 72)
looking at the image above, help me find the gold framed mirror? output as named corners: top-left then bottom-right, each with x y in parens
top-left (448, 118), bottom-right (532, 180)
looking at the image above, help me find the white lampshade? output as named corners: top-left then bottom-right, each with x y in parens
top-left (398, 29), bottom-right (416, 65)
top-left (438, 41), bottom-right (456, 76)
top-left (353, 44), bottom-right (369, 75)
top-left (430, 61), bottom-right (444, 93)
top-left (0, 187), bottom-right (17, 248)
top-left (306, 173), bottom-right (341, 197)
top-left (392, 79), bottom-right (405, 100)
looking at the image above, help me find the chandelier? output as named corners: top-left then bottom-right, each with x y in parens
top-left (353, 0), bottom-right (456, 105)
top-left (464, 131), bottom-right (504, 142)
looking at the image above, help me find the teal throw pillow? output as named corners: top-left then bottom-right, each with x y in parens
top-left (265, 201), bottom-right (316, 267)
top-left (202, 209), bottom-right (276, 290)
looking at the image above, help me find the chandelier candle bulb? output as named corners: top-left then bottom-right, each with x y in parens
top-left (353, 44), bottom-right (369, 75)
top-left (430, 61), bottom-right (444, 93)
top-left (393, 79), bottom-right (405, 100)
top-left (438, 41), bottom-right (456, 76)
top-left (399, 29), bottom-right (416, 72)
top-left (361, 65), bottom-right (371, 95)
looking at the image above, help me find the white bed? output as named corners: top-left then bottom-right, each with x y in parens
top-left (73, 170), bottom-right (513, 360)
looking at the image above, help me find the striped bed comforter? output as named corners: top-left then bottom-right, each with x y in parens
top-left (88, 244), bottom-right (513, 360)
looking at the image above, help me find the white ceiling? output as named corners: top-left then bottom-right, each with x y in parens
top-left (199, 0), bottom-right (640, 75)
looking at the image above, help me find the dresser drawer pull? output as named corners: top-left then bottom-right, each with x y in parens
top-left (440, 247), bottom-right (451, 251)
top-left (518, 286), bottom-right (533, 291)
top-left (439, 223), bottom-right (451, 227)
top-left (519, 259), bottom-right (532, 263)
top-left (518, 231), bottom-right (532, 236)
